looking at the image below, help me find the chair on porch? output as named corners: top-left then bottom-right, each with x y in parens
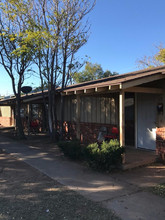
top-left (104, 127), bottom-right (119, 142)
top-left (97, 126), bottom-right (119, 143)
top-left (97, 127), bottom-right (108, 144)
top-left (30, 119), bottom-right (40, 134)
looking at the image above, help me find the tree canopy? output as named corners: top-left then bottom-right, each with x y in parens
top-left (0, 0), bottom-right (96, 139)
top-left (136, 45), bottom-right (165, 69)
top-left (0, 0), bottom-right (36, 138)
top-left (72, 62), bottom-right (118, 83)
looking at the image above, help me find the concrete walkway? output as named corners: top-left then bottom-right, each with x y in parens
top-left (0, 135), bottom-right (165, 220)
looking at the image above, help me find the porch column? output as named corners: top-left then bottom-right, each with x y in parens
top-left (163, 91), bottom-right (165, 126)
top-left (76, 95), bottom-right (81, 140)
top-left (27, 103), bottom-right (31, 135)
top-left (11, 105), bottom-right (15, 126)
top-left (119, 90), bottom-right (125, 146)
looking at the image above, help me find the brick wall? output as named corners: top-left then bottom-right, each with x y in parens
top-left (62, 121), bottom-right (117, 143)
top-left (0, 117), bottom-right (13, 127)
top-left (79, 122), bottom-right (116, 143)
top-left (156, 127), bottom-right (165, 160)
top-left (63, 121), bottom-right (77, 140)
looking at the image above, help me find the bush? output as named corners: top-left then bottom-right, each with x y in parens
top-left (58, 140), bottom-right (83, 160)
top-left (85, 140), bottom-right (124, 171)
top-left (58, 139), bottom-right (125, 171)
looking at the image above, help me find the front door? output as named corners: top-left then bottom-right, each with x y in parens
top-left (125, 93), bottom-right (135, 146)
top-left (137, 93), bottom-right (158, 150)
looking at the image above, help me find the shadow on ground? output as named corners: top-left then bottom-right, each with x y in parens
top-left (0, 153), bottom-right (119, 220)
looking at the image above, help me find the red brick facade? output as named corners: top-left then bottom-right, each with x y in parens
top-left (156, 127), bottom-right (165, 160)
top-left (62, 121), bottom-right (77, 140)
top-left (0, 117), bottom-right (13, 127)
top-left (62, 121), bottom-right (117, 143)
top-left (79, 122), bottom-right (116, 143)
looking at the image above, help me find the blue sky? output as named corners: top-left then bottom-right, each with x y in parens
top-left (1, 0), bottom-right (165, 95)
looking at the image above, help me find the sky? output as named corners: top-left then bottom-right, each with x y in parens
top-left (1, 0), bottom-right (165, 96)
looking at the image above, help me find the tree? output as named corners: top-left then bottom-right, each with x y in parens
top-left (136, 44), bottom-right (165, 69)
top-left (103, 70), bottom-right (118, 78)
top-left (156, 48), bottom-right (165, 64)
top-left (72, 62), bottom-right (118, 83)
top-left (5, 0), bottom-right (96, 140)
top-left (0, 0), bottom-right (34, 139)
top-left (33, 0), bottom-right (96, 139)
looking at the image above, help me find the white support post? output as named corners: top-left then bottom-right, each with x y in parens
top-left (76, 95), bottom-right (81, 140)
top-left (135, 93), bottom-right (138, 148)
top-left (119, 90), bottom-right (125, 147)
top-left (27, 103), bottom-right (31, 135)
top-left (11, 106), bottom-right (15, 126)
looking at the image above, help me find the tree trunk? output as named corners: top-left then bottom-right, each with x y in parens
top-left (41, 91), bottom-right (49, 133)
top-left (60, 94), bottom-right (65, 140)
top-left (42, 103), bottom-right (48, 132)
top-left (48, 89), bottom-right (58, 141)
top-left (15, 95), bottom-right (25, 139)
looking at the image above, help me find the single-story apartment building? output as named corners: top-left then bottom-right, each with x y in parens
top-left (1, 65), bottom-right (165, 159)
top-left (0, 105), bottom-right (14, 127)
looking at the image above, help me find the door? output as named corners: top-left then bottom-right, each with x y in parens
top-left (137, 93), bottom-right (158, 150)
top-left (125, 93), bottom-right (135, 146)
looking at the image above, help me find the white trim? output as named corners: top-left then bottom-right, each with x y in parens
top-left (119, 91), bottom-right (125, 146)
top-left (135, 93), bottom-right (138, 149)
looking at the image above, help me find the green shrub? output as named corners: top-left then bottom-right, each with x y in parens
top-left (58, 140), bottom-right (83, 160)
top-left (152, 183), bottom-right (165, 198)
top-left (85, 140), bottom-right (124, 171)
top-left (58, 139), bottom-right (125, 171)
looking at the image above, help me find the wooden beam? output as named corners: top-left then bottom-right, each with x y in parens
top-left (84, 88), bottom-right (95, 94)
top-left (121, 74), bottom-right (165, 89)
top-left (62, 91), bottom-right (74, 96)
top-left (74, 90), bottom-right (84, 95)
top-left (61, 92), bottom-right (66, 96)
top-left (109, 85), bottom-right (120, 90)
top-left (124, 87), bottom-right (164, 94)
top-left (119, 90), bottom-right (125, 147)
top-left (95, 87), bottom-right (108, 93)
top-left (63, 85), bottom-right (120, 96)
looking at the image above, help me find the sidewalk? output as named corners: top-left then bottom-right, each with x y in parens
top-left (0, 135), bottom-right (165, 220)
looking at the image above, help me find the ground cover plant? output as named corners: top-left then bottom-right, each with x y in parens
top-left (152, 183), bottom-right (165, 198)
top-left (58, 140), bottom-right (84, 160)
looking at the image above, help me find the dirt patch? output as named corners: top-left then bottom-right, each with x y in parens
top-left (0, 153), bottom-right (119, 220)
top-left (0, 129), bottom-right (63, 159)
top-left (0, 128), bottom-right (63, 157)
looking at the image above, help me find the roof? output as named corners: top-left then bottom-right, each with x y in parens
top-left (63, 65), bottom-right (165, 94)
top-left (1, 65), bottom-right (165, 105)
